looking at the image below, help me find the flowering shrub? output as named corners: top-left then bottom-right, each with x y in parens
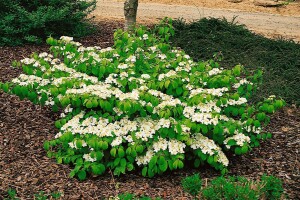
top-left (0, 19), bottom-right (285, 180)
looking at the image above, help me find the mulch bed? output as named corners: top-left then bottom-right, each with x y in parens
top-left (0, 21), bottom-right (299, 200)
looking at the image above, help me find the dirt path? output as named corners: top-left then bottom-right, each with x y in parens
top-left (94, 0), bottom-right (300, 41)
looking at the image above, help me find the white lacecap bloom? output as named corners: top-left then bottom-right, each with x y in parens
top-left (208, 68), bottom-right (223, 76)
top-left (120, 72), bottom-right (128, 78)
top-left (125, 55), bottom-right (136, 63)
top-left (60, 36), bottom-right (73, 43)
top-left (153, 137), bottom-right (168, 152)
top-left (141, 74), bottom-right (151, 79)
top-left (142, 34), bottom-right (149, 40)
top-left (20, 58), bottom-right (35, 65)
top-left (233, 78), bottom-right (253, 89)
top-left (158, 54), bottom-right (167, 60)
top-left (184, 55), bottom-right (190, 59)
top-left (118, 63), bottom-right (129, 69)
top-left (168, 140), bottom-right (186, 155)
top-left (83, 153), bottom-right (96, 162)
top-left (136, 149), bottom-right (154, 165)
top-left (227, 98), bottom-right (247, 106)
top-left (224, 133), bottom-right (251, 147)
top-left (39, 52), bottom-right (48, 58)
top-left (148, 46), bottom-right (157, 52)
top-left (111, 136), bottom-right (123, 147)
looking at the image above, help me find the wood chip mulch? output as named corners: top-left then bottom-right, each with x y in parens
top-left (0, 21), bottom-right (299, 200)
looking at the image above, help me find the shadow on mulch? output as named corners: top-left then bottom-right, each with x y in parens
top-left (0, 21), bottom-right (299, 200)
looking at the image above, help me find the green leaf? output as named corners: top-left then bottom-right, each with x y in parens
top-left (267, 105), bottom-right (275, 113)
top-left (120, 158), bottom-right (127, 167)
top-left (126, 147), bottom-right (132, 155)
top-left (54, 121), bottom-right (61, 129)
top-left (102, 141), bottom-right (108, 150)
top-left (78, 170), bottom-right (87, 181)
top-left (127, 163), bottom-right (134, 171)
top-left (207, 156), bottom-right (214, 165)
top-left (118, 148), bottom-right (125, 158)
top-left (176, 87), bottom-right (183, 95)
top-left (91, 164), bottom-right (105, 175)
top-left (173, 160), bottom-right (179, 169)
top-left (257, 113), bottom-right (266, 121)
top-left (136, 145), bottom-right (144, 154)
top-left (110, 148), bottom-right (117, 157)
top-left (76, 140), bottom-right (83, 148)
top-left (165, 80), bottom-right (170, 88)
top-left (194, 159), bottom-right (201, 168)
top-left (69, 170), bottom-right (76, 178)
top-left (142, 167), bottom-right (148, 177)
top-left (2, 83), bottom-right (9, 92)
top-left (43, 141), bottom-right (50, 151)
top-left (235, 147), bottom-right (242, 155)
top-left (241, 145), bottom-right (248, 154)
top-left (86, 100), bottom-right (93, 109)
top-left (114, 157), bottom-right (121, 166)
top-left (149, 156), bottom-right (158, 169)
top-left (148, 168), bottom-right (154, 178)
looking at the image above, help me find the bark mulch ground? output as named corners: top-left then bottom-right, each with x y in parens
top-left (0, 21), bottom-right (299, 200)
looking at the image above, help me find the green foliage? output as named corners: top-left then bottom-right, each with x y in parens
top-left (1, 18), bottom-right (285, 180)
top-left (4, 188), bottom-right (19, 200)
top-left (181, 173), bottom-right (202, 198)
top-left (181, 174), bottom-right (284, 200)
top-left (201, 176), bottom-right (259, 200)
top-left (115, 193), bottom-right (162, 200)
top-left (4, 189), bottom-right (62, 200)
top-left (0, 0), bottom-right (96, 46)
top-left (261, 175), bottom-right (284, 200)
top-left (171, 18), bottom-right (300, 105)
top-left (34, 192), bottom-right (48, 200)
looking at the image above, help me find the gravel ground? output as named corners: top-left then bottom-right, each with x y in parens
top-left (94, 0), bottom-right (300, 42)
top-left (0, 21), bottom-right (299, 199)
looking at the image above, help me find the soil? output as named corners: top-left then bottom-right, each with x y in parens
top-left (139, 0), bottom-right (300, 17)
top-left (0, 21), bottom-right (300, 199)
top-left (94, 0), bottom-right (300, 42)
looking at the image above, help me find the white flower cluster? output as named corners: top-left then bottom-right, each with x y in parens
top-left (183, 106), bottom-right (219, 125)
top-left (190, 133), bottom-right (229, 166)
top-left (224, 133), bottom-right (251, 147)
top-left (189, 87), bottom-right (229, 98)
top-left (208, 68), bottom-right (223, 76)
top-left (243, 125), bottom-right (261, 134)
top-left (83, 153), bottom-right (97, 162)
top-left (158, 70), bottom-right (177, 81)
top-left (60, 36), bottom-right (73, 43)
top-left (152, 137), bottom-right (186, 155)
top-left (227, 97), bottom-right (248, 106)
top-left (136, 149), bottom-right (154, 165)
top-left (11, 74), bottom-right (50, 86)
top-left (233, 78), bottom-right (253, 89)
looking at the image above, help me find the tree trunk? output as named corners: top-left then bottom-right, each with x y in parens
top-left (124, 0), bottom-right (139, 31)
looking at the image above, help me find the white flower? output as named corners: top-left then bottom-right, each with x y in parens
top-left (118, 63), bottom-right (129, 69)
top-left (60, 36), bottom-right (73, 43)
top-left (158, 54), bottom-right (167, 60)
top-left (126, 55), bottom-right (136, 63)
top-left (111, 137), bottom-right (123, 147)
top-left (136, 149), bottom-right (154, 165)
top-left (83, 153), bottom-right (96, 162)
top-left (141, 74), bottom-right (151, 79)
top-left (153, 138), bottom-right (168, 152)
top-left (208, 68), bottom-right (222, 76)
top-left (168, 140), bottom-right (186, 155)
top-left (224, 133), bottom-right (251, 147)
top-left (142, 34), bottom-right (149, 40)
